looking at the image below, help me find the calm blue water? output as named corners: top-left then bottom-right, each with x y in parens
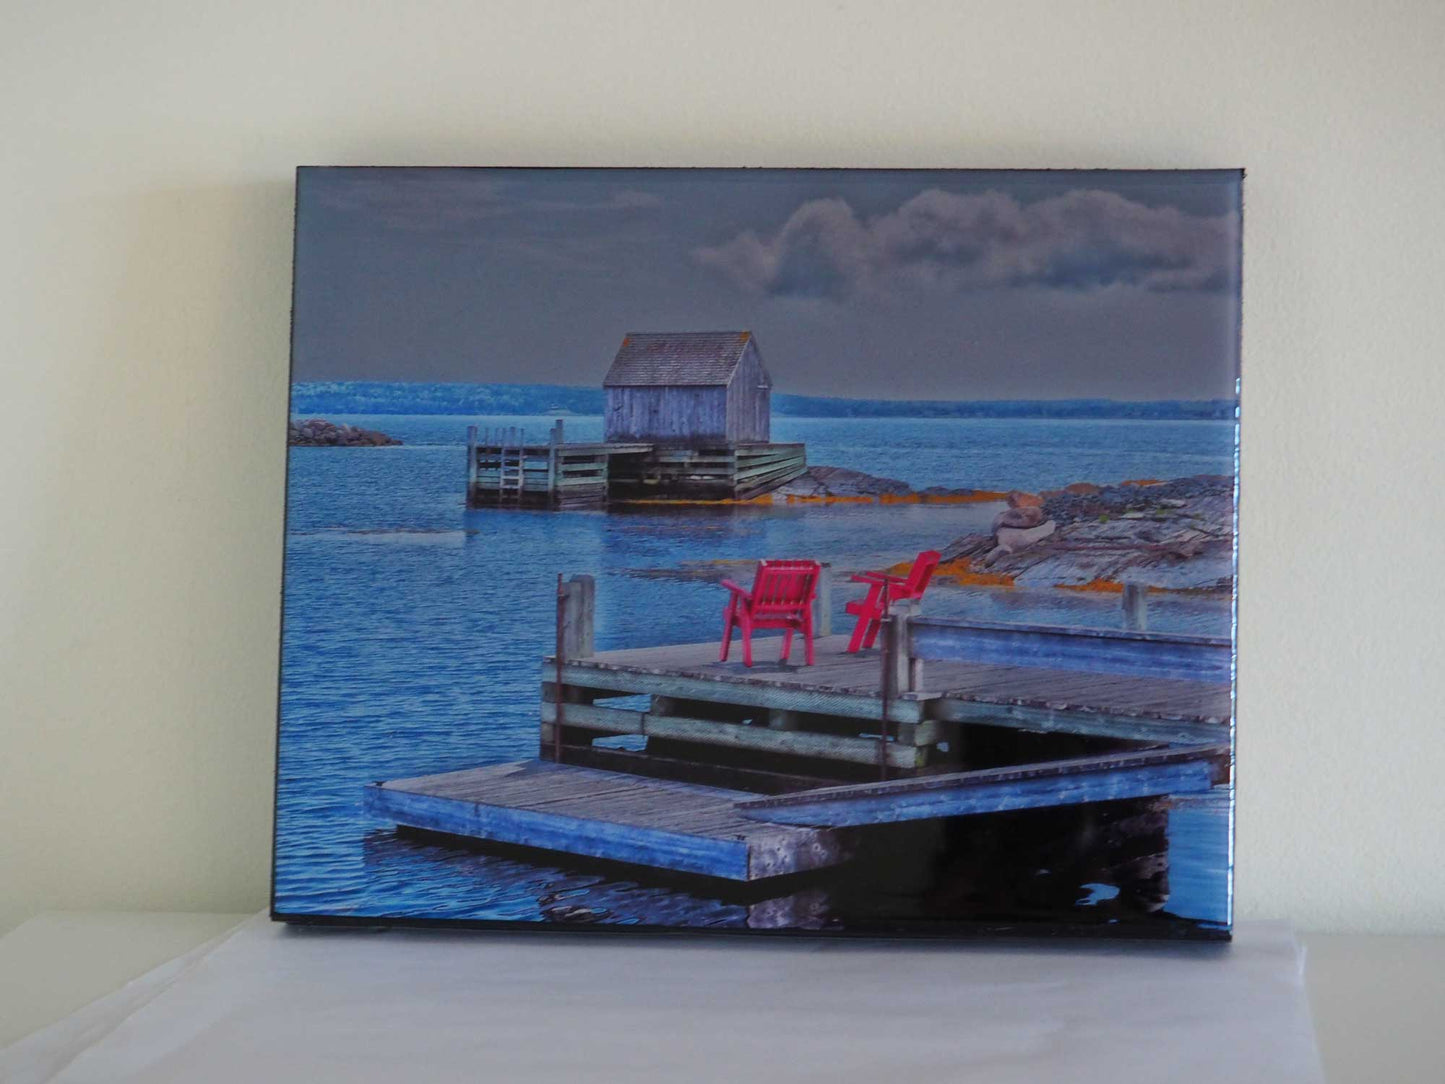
top-left (276, 414), bottom-right (1235, 929)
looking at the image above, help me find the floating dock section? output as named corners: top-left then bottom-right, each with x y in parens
top-left (368, 581), bottom-right (1233, 883)
top-left (364, 745), bottom-right (1227, 882)
top-left (364, 760), bottom-right (849, 881)
top-left (466, 421), bottom-right (806, 510)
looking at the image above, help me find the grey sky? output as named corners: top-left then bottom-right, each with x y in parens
top-left (291, 168), bottom-right (1241, 400)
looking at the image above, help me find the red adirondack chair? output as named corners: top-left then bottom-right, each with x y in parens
top-left (719, 560), bottom-right (821, 667)
top-left (844, 550), bottom-right (941, 653)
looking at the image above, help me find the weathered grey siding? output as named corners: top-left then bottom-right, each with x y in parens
top-left (725, 339), bottom-right (771, 443)
top-left (605, 386), bottom-right (729, 444)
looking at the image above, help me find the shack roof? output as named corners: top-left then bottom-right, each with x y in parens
top-left (602, 331), bottom-right (770, 388)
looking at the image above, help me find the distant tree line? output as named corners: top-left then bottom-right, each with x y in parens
top-left (290, 381), bottom-right (1236, 421)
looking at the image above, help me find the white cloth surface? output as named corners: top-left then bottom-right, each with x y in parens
top-left (1, 915), bottom-right (1323, 1083)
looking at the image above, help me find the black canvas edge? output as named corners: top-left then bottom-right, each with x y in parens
top-left (269, 166), bottom-right (1245, 943)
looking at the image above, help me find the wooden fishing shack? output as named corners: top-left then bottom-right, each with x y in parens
top-left (465, 332), bottom-right (807, 509)
top-left (603, 331), bottom-right (772, 445)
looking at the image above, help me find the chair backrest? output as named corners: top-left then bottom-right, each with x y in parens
top-left (750, 560), bottom-right (820, 615)
top-left (901, 550), bottom-right (942, 598)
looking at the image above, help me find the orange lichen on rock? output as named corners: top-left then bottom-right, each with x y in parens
top-left (933, 557), bottom-right (1016, 587)
top-left (1058, 577), bottom-right (1126, 593)
top-left (880, 556), bottom-right (1013, 586)
top-left (785, 494), bottom-right (874, 504)
top-left (1122, 478), bottom-right (1165, 487)
top-left (620, 494), bottom-right (774, 506)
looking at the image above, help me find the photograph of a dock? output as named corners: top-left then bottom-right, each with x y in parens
top-left (278, 166), bottom-right (1241, 938)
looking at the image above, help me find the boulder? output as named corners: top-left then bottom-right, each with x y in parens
top-left (1007, 490), bottom-right (1044, 509)
top-left (992, 505), bottom-right (1046, 530)
top-left (994, 519), bottom-right (1057, 553)
top-left (289, 418), bottom-right (400, 446)
top-left (1064, 482), bottom-right (1102, 496)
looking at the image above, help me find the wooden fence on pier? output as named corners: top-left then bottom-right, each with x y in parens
top-left (466, 420), bottom-right (806, 509)
top-left (466, 421), bottom-right (650, 510)
top-left (539, 579), bottom-right (1232, 781)
top-left (607, 443), bottom-right (807, 502)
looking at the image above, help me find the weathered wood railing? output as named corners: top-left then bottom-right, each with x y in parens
top-left (541, 573), bottom-right (1231, 775)
top-left (904, 616), bottom-right (1233, 685)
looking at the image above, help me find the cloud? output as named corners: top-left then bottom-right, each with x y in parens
top-left (694, 188), bottom-right (1237, 299)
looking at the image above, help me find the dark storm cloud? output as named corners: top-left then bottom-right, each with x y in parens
top-left (694, 188), bottom-right (1237, 301)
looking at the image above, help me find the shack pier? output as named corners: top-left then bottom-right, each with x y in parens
top-left (367, 576), bottom-right (1233, 884)
top-left (466, 420), bottom-right (806, 509)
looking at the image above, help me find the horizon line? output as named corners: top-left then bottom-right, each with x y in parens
top-left (290, 378), bottom-right (1236, 406)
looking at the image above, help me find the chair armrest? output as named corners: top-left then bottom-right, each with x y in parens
top-left (720, 580), bottom-right (750, 596)
top-left (851, 571), bottom-right (906, 586)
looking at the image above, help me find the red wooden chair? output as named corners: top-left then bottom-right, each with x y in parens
top-left (719, 560), bottom-right (821, 667)
top-left (844, 550), bottom-right (941, 653)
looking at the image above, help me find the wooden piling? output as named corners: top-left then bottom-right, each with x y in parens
top-left (813, 562), bottom-right (832, 637)
top-left (466, 425), bottom-right (478, 506)
top-left (559, 574), bottom-right (596, 660)
top-left (1122, 582), bottom-right (1149, 631)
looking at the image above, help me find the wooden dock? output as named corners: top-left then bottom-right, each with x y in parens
top-left (365, 745), bottom-right (1227, 881)
top-left (607, 442), bottom-right (807, 502)
top-left (368, 580), bottom-right (1233, 883)
top-left (544, 619), bottom-right (1233, 774)
top-left (363, 759), bottom-right (849, 881)
top-left (465, 421), bottom-right (807, 509)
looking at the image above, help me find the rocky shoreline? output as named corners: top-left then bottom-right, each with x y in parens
top-left (774, 466), bottom-right (1003, 503)
top-left (780, 467), bottom-right (1235, 594)
top-left (935, 476), bottom-right (1235, 593)
top-left (288, 419), bottom-right (400, 446)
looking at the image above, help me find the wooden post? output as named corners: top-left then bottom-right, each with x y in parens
top-left (551, 573), bottom-right (595, 762)
top-left (466, 425), bottom-right (478, 507)
top-left (813, 562), bottom-right (832, 637)
top-left (546, 422), bottom-right (559, 505)
top-left (553, 573), bottom-right (565, 764)
top-left (560, 574), bottom-right (596, 661)
top-left (1122, 582), bottom-right (1149, 631)
top-left (886, 600), bottom-right (915, 695)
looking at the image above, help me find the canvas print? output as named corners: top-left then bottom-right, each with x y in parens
top-left (275, 167), bottom-right (1240, 938)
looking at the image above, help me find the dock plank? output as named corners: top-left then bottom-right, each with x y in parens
top-left (542, 701), bottom-right (927, 767)
top-left (735, 744), bottom-right (1231, 827)
top-left (561, 634), bottom-right (1231, 743)
top-left (365, 761), bottom-right (849, 881)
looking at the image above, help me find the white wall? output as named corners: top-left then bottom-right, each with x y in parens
top-left (3, 0), bottom-right (1442, 936)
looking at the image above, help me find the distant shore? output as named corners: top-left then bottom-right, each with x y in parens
top-left (288, 419), bottom-right (400, 447)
